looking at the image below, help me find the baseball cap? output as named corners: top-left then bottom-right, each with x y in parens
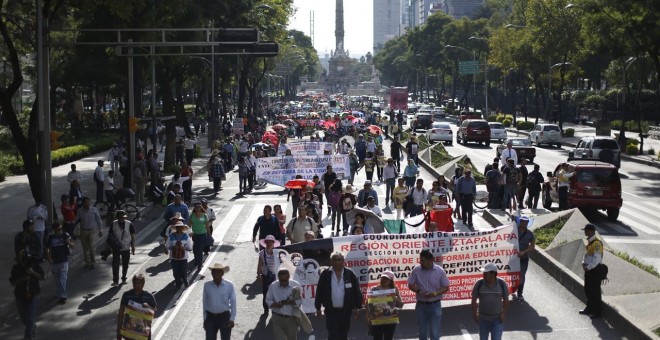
top-left (480, 263), bottom-right (498, 273)
top-left (582, 223), bottom-right (596, 231)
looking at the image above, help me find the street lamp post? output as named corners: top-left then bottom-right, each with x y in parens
top-left (550, 61), bottom-right (574, 127)
top-left (469, 36), bottom-right (489, 116)
top-left (445, 44), bottom-right (477, 110)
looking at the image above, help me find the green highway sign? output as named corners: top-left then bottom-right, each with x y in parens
top-left (459, 60), bottom-right (482, 75)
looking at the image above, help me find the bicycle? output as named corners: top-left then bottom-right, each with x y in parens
top-left (95, 188), bottom-right (140, 221)
top-left (473, 190), bottom-right (489, 209)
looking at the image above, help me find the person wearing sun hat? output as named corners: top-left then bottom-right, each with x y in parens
top-left (165, 220), bottom-right (192, 290)
top-left (340, 184), bottom-right (358, 236)
top-left (203, 262), bottom-right (236, 340)
top-left (471, 262), bottom-right (509, 340)
top-left (367, 270), bottom-right (403, 339)
top-left (256, 235), bottom-right (281, 315)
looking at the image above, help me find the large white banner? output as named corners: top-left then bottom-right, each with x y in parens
top-left (277, 141), bottom-right (334, 156)
top-left (256, 155), bottom-right (351, 187)
top-left (276, 224), bottom-right (521, 313)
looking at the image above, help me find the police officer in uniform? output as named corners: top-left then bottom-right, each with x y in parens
top-left (579, 223), bottom-right (603, 319)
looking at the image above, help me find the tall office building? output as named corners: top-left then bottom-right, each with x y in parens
top-left (439, 0), bottom-right (484, 19)
top-left (373, 0), bottom-right (403, 54)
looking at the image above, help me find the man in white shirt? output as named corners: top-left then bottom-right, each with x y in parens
top-left (266, 269), bottom-right (303, 339)
top-left (499, 141), bottom-right (518, 168)
top-left (94, 160), bottom-right (105, 204)
top-left (408, 179), bottom-right (427, 217)
top-left (27, 202), bottom-right (48, 259)
top-left (383, 158), bottom-right (398, 205)
top-left (104, 170), bottom-right (117, 215)
top-left (203, 263), bottom-right (236, 340)
top-left (66, 164), bottom-right (82, 189)
top-left (184, 134), bottom-right (197, 166)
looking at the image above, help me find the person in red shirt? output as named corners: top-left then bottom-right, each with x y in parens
top-left (180, 161), bottom-right (194, 204)
top-left (60, 194), bottom-right (77, 240)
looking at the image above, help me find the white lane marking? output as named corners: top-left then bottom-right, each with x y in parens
top-left (151, 204), bottom-right (243, 338)
top-left (459, 323), bottom-right (473, 340)
top-left (235, 204), bottom-right (268, 242)
top-left (603, 238), bottom-right (660, 245)
top-left (622, 201), bottom-right (660, 221)
top-left (615, 215), bottom-right (660, 235)
top-left (622, 190), bottom-right (641, 199)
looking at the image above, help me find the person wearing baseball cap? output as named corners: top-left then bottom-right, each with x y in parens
top-left (580, 223), bottom-right (603, 319)
top-left (471, 262), bottom-right (509, 339)
top-left (368, 270), bottom-right (403, 339)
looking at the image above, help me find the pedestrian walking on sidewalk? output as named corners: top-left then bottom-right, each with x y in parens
top-left (46, 222), bottom-right (74, 304)
top-left (166, 221), bottom-right (193, 290)
top-left (579, 223), bottom-right (604, 319)
top-left (203, 263), bottom-right (236, 340)
top-left (10, 250), bottom-right (44, 340)
top-left (75, 197), bottom-right (103, 269)
top-left (408, 249), bottom-right (450, 340)
top-left (94, 160), bottom-right (105, 204)
top-left (15, 220), bottom-right (40, 259)
top-left (108, 211), bottom-right (136, 286)
top-left (26, 201), bottom-right (48, 260)
top-left (184, 134), bottom-right (197, 166)
top-left (315, 251), bottom-right (363, 340)
top-left (517, 158), bottom-right (529, 209)
top-left (471, 263), bottom-right (509, 340)
top-left (208, 152), bottom-right (226, 194)
top-left (66, 164), bottom-right (83, 191)
top-left (108, 142), bottom-right (121, 172)
top-left (180, 160), bottom-right (194, 204)
top-left (526, 164), bottom-right (544, 209)
top-left (133, 156), bottom-right (148, 207)
top-left (201, 198), bottom-right (217, 255)
top-left (266, 268), bottom-right (303, 340)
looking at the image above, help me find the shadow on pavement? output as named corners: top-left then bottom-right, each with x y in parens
top-left (145, 259), bottom-right (172, 277)
top-left (76, 286), bottom-right (122, 316)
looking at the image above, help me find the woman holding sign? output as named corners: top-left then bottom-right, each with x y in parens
top-left (366, 271), bottom-right (403, 340)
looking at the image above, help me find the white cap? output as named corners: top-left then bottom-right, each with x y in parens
top-left (480, 263), bottom-right (498, 273)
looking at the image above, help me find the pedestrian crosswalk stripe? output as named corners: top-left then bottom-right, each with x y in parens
top-left (622, 201), bottom-right (660, 233)
top-left (615, 214), bottom-right (660, 235)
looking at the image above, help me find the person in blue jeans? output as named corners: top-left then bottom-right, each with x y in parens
top-left (408, 249), bottom-right (450, 340)
top-left (10, 250), bottom-right (44, 340)
top-left (471, 263), bottom-right (510, 340)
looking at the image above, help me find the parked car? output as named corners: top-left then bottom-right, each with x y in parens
top-left (372, 102), bottom-right (382, 113)
top-left (529, 123), bottom-right (562, 147)
top-left (542, 160), bottom-right (622, 220)
top-left (488, 122), bottom-right (507, 143)
top-left (569, 136), bottom-right (621, 168)
top-left (412, 112), bottom-right (433, 131)
top-left (496, 137), bottom-right (536, 163)
top-left (407, 103), bottom-right (418, 114)
top-left (457, 119), bottom-right (491, 146)
top-left (431, 107), bottom-right (446, 119)
top-left (426, 122), bottom-right (453, 145)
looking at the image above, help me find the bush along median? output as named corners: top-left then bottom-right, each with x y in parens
top-left (0, 134), bottom-right (117, 181)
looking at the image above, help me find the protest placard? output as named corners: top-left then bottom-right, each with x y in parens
top-left (277, 141), bottom-right (334, 156)
top-left (120, 300), bottom-right (154, 340)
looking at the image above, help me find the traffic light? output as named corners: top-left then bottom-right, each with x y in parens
top-left (129, 117), bottom-right (141, 133)
top-left (50, 131), bottom-right (64, 150)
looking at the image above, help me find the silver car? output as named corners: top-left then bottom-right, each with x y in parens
top-left (569, 136), bottom-right (621, 168)
top-left (488, 122), bottom-right (507, 143)
top-left (426, 122), bottom-right (453, 145)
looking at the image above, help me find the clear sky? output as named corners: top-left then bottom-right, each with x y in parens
top-left (288, 0), bottom-right (374, 58)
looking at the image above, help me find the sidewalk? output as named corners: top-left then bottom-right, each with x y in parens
top-left (0, 131), bottom-right (214, 320)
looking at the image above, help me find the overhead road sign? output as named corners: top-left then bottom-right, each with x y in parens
top-left (459, 60), bottom-right (482, 75)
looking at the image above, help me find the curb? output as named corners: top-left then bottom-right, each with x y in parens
top-left (506, 129), bottom-right (660, 169)
top-left (530, 248), bottom-right (656, 340)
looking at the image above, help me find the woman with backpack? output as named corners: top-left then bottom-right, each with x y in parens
top-left (327, 179), bottom-right (344, 235)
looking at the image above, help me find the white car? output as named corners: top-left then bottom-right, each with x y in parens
top-left (488, 122), bottom-right (507, 143)
top-left (529, 123), bottom-right (562, 147)
top-left (426, 122), bottom-right (453, 145)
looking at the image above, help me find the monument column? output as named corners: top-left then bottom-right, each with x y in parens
top-left (335, 0), bottom-right (345, 53)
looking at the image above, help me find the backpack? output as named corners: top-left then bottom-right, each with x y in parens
top-left (475, 278), bottom-right (508, 298)
top-left (328, 191), bottom-right (342, 209)
top-left (171, 234), bottom-right (186, 260)
top-left (506, 167), bottom-right (519, 185)
top-left (289, 216), bottom-right (314, 233)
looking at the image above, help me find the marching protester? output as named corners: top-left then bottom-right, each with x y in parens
top-left (502, 159), bottom-right (520, 212)
top-left (340, 185), bottom-right (358, 236)
top-left (407, 179), bottom-right (427, 217)
top-left (394, 178), bottom-right (409, 220)
top-left (166, 219), bottom-right (193, 290)
top-left (471, 263), bottom-right (510, 340)
top-left (266, 268), bottom-right (303, 340)
top-left (201, 198), bottom-right (217, 255)
top-left (10, 250), bottom-right (44, 340)
top-left (315, 251), bottom-right (363, 340)
top-left (273, 204), bottom-right (287, 246)
top-left (253, 205), bottom-right (283, 249)
top-left (516, 216), bottom-right (535, 301)
top-left (408, 249), bottom-right (450, 340)
top-left (451, 167), bottom-right (463, 219)
top-left (108, 210), bottom-right (136, 287)
top-left (383, 158), bottom-right (398, 206)
top-left (75, 197), bottom-right (103, 269)
top-left (526, 164), bottom-right (544, 209)
top-left (286, 206), bottom-right (318, 244)
top-left (455, 171), bottom-right (477, 228)
top-left (357, 180), bottom-right (379, 207)
top-left (367, 270), bottom-right (403, 340)
top-left (327, 179), bottom-right (344, 235)
top-left (257, 235), bottom-right (280, 315)
top-left (203, 263), bottom-right (237, 340)
top-left (189, 202), bottom-right (211, 272)
top-left (117, 274), bottom-right (157, 340)
top-left (46, 222), bottom-right (74, 304)
top-left (403, 159), bottom-right (419, 189)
